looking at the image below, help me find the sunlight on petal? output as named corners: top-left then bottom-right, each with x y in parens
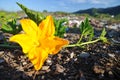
top-left (28, 47), bottom-right (48, 70)
top-left (51, 37), bottom-right (69, 54)
top-left (41, 37), bottom-right (69, 54)
top-left (39, 15), bottom-right (55, 38)
top-left (20, 19), bottom-right (39, 39)
top-left (10, 34), bottom-right (34, 53)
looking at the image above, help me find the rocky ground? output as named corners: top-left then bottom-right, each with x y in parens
top-left (0, 27), bottom-right (120, 80)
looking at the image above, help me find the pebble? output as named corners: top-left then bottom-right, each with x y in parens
top-left (16, 66), bottom-right (24, 71)
top-left (41, 75), bottom-right (45, 79)
top-left (70, 52), bottom-right (74, 58)
top-left (111, 38), bottom-right (120, 44)
top-left (0, 65), bottom-right (4, 69)
top-left (108, 71), bottom-right (114, 78)
top-left (0, 58), bottom-right (5, 63)
top-left (41, 66), bottom-right (49, 70)
top-left (22, 62), bottom-right (27, 65)
top-left (108, 54), bottom-right (115, 58)
top-left (79, 52), bottom-right (90, 58)
top-left (0, 34), bottom-right (4, 41)
top-left (74, 58), bottom-right (77, 61)
top-left (56, 64), bottom-right (65, 73)
top-left (46, 59), bottom-right (52, 65)
top-left (103, 46), bottom-right (106, 49)
top-left (115, 50), bottom-right (120, 54)
top-left (0, 51), bottom-right (4, 57)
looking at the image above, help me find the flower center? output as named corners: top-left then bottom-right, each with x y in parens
top-left (34, 41), bottom-right (41, 47)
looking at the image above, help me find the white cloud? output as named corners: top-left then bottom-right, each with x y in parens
top-left (59, 2), bottom-right (66, 6)
top-left (90, 0), bottom-right (109, 5)
top-left (70, 0), bottom-right (87, 3)
top-left (69, 0), bottom-right (114, 5)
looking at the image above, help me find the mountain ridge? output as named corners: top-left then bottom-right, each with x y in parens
top-left (74, 5), bottom-right (120, 16)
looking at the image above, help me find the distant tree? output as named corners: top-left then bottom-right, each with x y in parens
top-left (115, 14), bottom-right (120, 20)
top-left (92, 8), bottom-right (98, 17)
top-left (43, 10), bottom-right (48, 13)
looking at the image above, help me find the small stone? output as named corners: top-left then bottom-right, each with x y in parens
top-left (108, 54), bottom-right (115, 58)
top-left (16, 66), bottom-right (24, 71)
top-left (79, 52), bottom-right (90, 58)
top-left (58, 54), bottom-right (62, 60)
top-left (70, 52), bottom-right (74, 58)
top-left (0, 34), bottom-right (4, 41)
top-left (108, 71), bottom-right (113, 75)
top-left (42, 66), bottom-right (49, 70)
top-left (103, 46), bottom-right (106, 49)
top-left (46, 59), bottom-right (52, 65)
top-left (64, 33), bottom-right (67, 37)
top-left (66, 57), bottom-right (70, 62)
top-left (115, 50), bottom-right (120, 54)
top-left (56, 64), bottom-right (65, 73)
top-left (22, 62), bottom-right (27, 65)
top-left (0, 58), bottom-right (5, 63)
top-left (74, 58), bottom-right (77, 61)
top-left (108, 71), bottom-right (114, 78)
top-left (0, 51), bottom-right (4, 57)
top-left (41, 75), bottom-right (45, 79)
top-left (0, 65), bottom-right (4, 69)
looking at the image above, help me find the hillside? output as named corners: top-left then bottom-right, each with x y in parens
top-left (74, 5), bottom-right (120, 16)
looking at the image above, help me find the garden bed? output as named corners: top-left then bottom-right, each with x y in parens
top-left (0, 28), bottom-right (120, 80)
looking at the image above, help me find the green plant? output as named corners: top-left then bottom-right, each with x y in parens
top-left (1, 19), bottom-right (22, 34)
top-left (78, 18), bottom-right (94, 43)
top-left (17, 2), bottom-right (68, 38)
top-left (17, 2), bottom-right (45, 25)
top-left (66, 18), bottom-right (108, 48)
top-left (54, 18), bottom-right (68, 37)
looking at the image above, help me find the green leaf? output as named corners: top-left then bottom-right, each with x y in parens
top-left (100, 28), bottom-right (106, 37)
top-left (1, 24), bottom-right (13, 32)
top-left (17, 2), bottom-right (45, 25)
top-left (1, 19), bottom-right (22, 34)
top-left (100, 37), bottom-right (108, 43)
top-left (54, 18), bottom-right (68, 37)
top-left (89, 28), bottom-right (94, 41)
top-left (100, 28), bottom-right (108, 43)
top-left (79, 18), bottom-right (94, 41)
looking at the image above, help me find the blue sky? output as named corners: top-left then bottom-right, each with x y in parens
top-left (0, 0), bottom-right (120, 12)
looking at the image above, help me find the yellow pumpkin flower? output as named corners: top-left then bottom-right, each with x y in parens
top-left (10, 15), bottom-right (69, 70)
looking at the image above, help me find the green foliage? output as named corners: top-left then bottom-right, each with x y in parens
top-left (99, 28), bottom-right (108, 43)
top-left (0, 11), bottom-right (18, 26)
top-left (95, 13), bottom-right (111, 19)
top-left (114, 14), bottom-right (120, 20)
top-left (79, 18), bottom-right (94, 42)
top-left (79, 17), bottom-right (107, 44)
top-left (66, 18), bottom-right (108, 48)
top-left (79, 14), bottom-right (91, 17)
top-left (17, 2), bottom-right (68, 37)
top-left (1, 19), bottom-right (22, 34)
top-left (54, 18), bottom-right (68, 37)
top-left (17, 2), bottom-right (45, 25)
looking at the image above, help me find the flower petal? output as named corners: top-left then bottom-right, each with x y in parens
top-left (51, 37), bottom-right (69, 54)
top-left (28, 47), bottom-right (48, 70)
top-left (9, 34), bottom-right (34, 53)
top-left (20, 19), bottom-right (39, 40)
top-left (39, 15), bottom-right (55, 38)
top-left (41, 37), bottom-right (69, 54)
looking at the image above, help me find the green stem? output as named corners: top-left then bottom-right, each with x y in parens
top-left (80, 38), bottom-right (100, 46)
top-left (65, 38), bottom-right (100, 48)
top-left (77, 34), bottom-right (83, 44)
top-left (0, 44), bottom-right (21, 49)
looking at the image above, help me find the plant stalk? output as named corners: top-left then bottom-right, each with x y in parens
top-left (65, 38), bottom-right (100, 48)
top-left (77, 34), bottom-right (83, 44)
top-left (0, 44), bottom-right (21, 49)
